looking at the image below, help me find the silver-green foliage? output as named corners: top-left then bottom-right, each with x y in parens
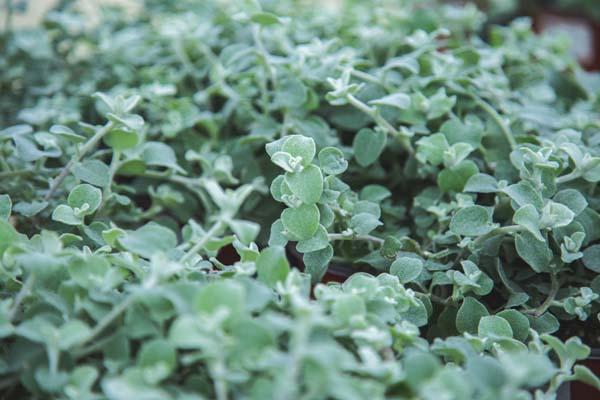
top-left (1, 0), bottom-right (600, 398)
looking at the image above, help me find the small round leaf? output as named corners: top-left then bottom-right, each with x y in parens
top-left (68, 184), bottom-right (102, 214)
top-left (256, 246), bottom-right (290, 287)
top-left (390, 256), bottom-right (423, 283)
top-left (103, 128), bottom-right (139, 150)
top-left (353, 128), bottom-right (386, 167)
top-left (496, 310), bottom-right (530, 342)
top-left (195, 280), bottom-right (246, 317)
top-left (478, 315), bottom-right (513, 339)
top-left (296, 224), bottom-right (329, 253)
top-left (281, 135), bottom-right (315, 166)
top-left (285, 164), bottom-right (323, 205)
top-left (450, 205), bottom-right (496, 236)
top-left (582, 245), bottom-right (600, 272)
top-left (138, 339), bottom-right (177, 384)
top-left (456, 297), bottom-right (489, 334)
top-left (281, 204), bottom-right (320, 240)
top-left (73, 160), bottom-right (110, 187)
top-left (318, 147), bottom-right (348, 175)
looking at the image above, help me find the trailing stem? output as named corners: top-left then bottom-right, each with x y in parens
top-left (180, 219), bottom-right (226, 264)
top-left (45, 121), bottom-right (115, 200)
top-left (328, 232), bottom-right (384, 245)
top-left (346, 94), bottom-right (414, 154)
top-left (525, 274), bottom-right (560, 318)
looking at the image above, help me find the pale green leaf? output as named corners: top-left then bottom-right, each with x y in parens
top-left (456, 297), bottom-right (489, 334)
top-left (285, 164), bottom-right (323, 204)
top-left (256, 246), bottom-right (290, 287)
top-left (281, 204), bottom-right (320, 240)
top-left (281, 135), bottom-right (315, 166)
top-left (450, 206), bottom-right (496, 236)
top-left (318, 147), bottom-right (348, 175)
top-left (353, 128), bottom-right (386, 167)
top-left (72, 160), bottom-right (110, 187)
top-left (118, 223), bottom-right (177, 258)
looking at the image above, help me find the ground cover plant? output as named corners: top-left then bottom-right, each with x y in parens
top-left (2, 0), bottom-right (600, 398)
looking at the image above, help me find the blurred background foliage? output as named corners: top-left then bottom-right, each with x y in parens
top-left (3, 0), bottom-right (600, 71)
top-left (2, 0), bottom-right (600, 27)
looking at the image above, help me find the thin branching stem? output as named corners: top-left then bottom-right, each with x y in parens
top-left (212, 356), bottom-right (229, 400)
top-left (253, 25), bottom-right (275, 115)
top-left (525, 274), bottom-right (560, 318)
top-left (180, 219), bottom-right (226, 264)
top-left (7, 273), bottom-right (35, 322)
top-left (556, 171), bottom-right (582, 184)
top-left (346, 94), bottom-right (414, 154)
top-left (141, 170), bottom-right (215, 214)
top-left (98, 150), bottom-right (121, 213)
top-left (471, 225), bottom-right (524, 248)
top-left (449, 86), bottom-right (516, 150)
top-left (328, 232), bottom-right (384, 245)
top-left (45, 121), bottom-right (115, 200)
top-left (75, 294), bottom-right (134, 348)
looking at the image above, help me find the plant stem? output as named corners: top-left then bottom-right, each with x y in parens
top-left (423, 248), bottom-right (452, 259)
top-left (471, 94), bottom-right (516, 149)
top-left (142, 170), bottom-right (193, 186)
top-left (252, 25), bottom-right (275, 86)
top-left (141, 170), bottom-right (214, 214)
top-left (45, 121), bottom-right (115, 200)
top-left (0, 169), bottom-right (32, 179)
top-left (335, 66), bottom-right (383, 86)
top-left (253, 25), bottom-right (274, 115)
top-left (556, 170), bottom-right (582, 184)
top-left (275, 319), bottom-right (309, 399)
top-left (428, 293), bottom-right (451, 306)
top-left (98, 150), bottom-right (121, 212)
top-left (174, 39), bottom-right (200, 90)
top-left (138, 205), bottom-right (163, 219)
top-left (76, 294), bottom-right (133, 348)
top-left (7, 273), bottom-right (35, 322)
top-left (281, 111), bottom-right (291, 137)
top-left (450, 86), bottom-right (516, 149)
top-left (212, 357), bottom-right (229, 400)
top-left (108, 149), bottom-right (121, 181)
top-left (180, 219), bottom-right (225, 264)
top-left (0, 153), bottom-right (11, 171)
top-left (73, 331), bottom-right (119, 359)
top-left (471, 225), bottom-right (524, 248)
top-left (346, 93), bottom-right (377, 118)
top-left (346, 94), bottom-right (414, 154)
top-left (328, 232), bottom-right (384, 245)
top-left (527, 274), bottom-right (560, 317)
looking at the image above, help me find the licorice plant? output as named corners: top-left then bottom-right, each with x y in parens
top-left (1, 0), bottom-right (600, 399)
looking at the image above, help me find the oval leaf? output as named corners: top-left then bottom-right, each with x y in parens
top-left (353, 128), bottom-right (386, 167)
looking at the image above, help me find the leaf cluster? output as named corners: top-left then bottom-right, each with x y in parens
top-left (1, 0), bottom-right (600, 398)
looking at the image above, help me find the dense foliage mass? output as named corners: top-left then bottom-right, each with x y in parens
top-left (2, 0), bottom-right (600, 398)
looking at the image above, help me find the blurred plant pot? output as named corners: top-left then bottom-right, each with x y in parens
top-left (533, 10), bottom-right (600, 70)
top-left (216, 244), bottom-right (240, 265)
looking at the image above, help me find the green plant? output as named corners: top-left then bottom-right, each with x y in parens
top-left (1, 0), bottom-right (600, 399)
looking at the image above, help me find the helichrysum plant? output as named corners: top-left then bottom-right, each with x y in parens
top-left (1, 0), bottom-right (600, 399)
